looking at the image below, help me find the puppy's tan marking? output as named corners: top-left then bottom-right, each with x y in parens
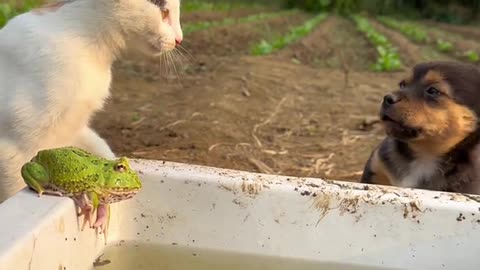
top-left (422, 70), bottom-right (444, 85)
top-left (410, 103), bottom-right (477, 156)
top-left (422, 70), bottom-right (453, 96)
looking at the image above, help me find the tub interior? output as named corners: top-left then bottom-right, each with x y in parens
top-left (1, 159), bottom-right (480, 270)
top-left (90, 242), bottom-right (395, 270)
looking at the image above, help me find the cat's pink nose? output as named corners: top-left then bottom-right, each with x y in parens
top-left (175, 37), bottom-right (182, 45)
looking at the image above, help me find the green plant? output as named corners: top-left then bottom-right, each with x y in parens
top-left (0, 3), bottom-right (13, 27)
top-left (285, 0), bottom-right (480, 23)
top-left (182, 0), bottom-right (265, 13)
top-left (251, 40), bottom-right (274, 55)
top-left (285, 0), bottom-right (358, 14)
top-left (0, 0), bottom-right (43, 28)
top-left (436, 39), bottom-right (453, 52)
top-left (464, 50), bottom-right (480, 62)
top-left (250, 13), bottom-right (328, 55)
top-left (332, 0), bottom-right (358, 14)
top-left (182, 1), bottom-right (217, 12)
top-left (352, 15), bottom-right (402, 72)
top-left (377, 17), bottom-right (427, 43)
top-left (183, 10), bottom-right (295, 35)
top-left (373, 45), bottom-right (401, 72)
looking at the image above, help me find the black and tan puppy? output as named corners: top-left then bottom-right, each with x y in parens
top-left (361, 61), bottom-right (480, 194)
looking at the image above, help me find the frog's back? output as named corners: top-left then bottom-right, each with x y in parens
top-left (37, 147), bottom-right (107, 193)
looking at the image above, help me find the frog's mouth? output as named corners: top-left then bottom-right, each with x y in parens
top-left (100, 188), bottom-right (141, 204)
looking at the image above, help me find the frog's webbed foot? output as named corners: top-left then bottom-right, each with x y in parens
top-left (93, 204), bottom-right (110, 245)
top-left (79, 206), bottom-right (94, 231)
top-left (71, 194), bottom-right (110, 245)
top-left (71, 194), bottom-right (94, 231)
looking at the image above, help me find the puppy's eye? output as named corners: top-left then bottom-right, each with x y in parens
top-left (425, 87), bottom-right (441, 97)
top-left (399, 80), bottom-right (406, 88)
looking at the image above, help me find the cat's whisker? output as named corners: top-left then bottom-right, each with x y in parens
top-left (176, 44), bottom-right (194, 62)
top-left (167, 51), bottom-right (177, 76)
top-left (166, 51), bottom-right (185, 87)
top-left (156, 49), bottom-right (187, 81)
top-left (163, 53), bottom-right (169, 75)
top-left (162, 51), bottom-right (173, 77)
top-left (179, 51), bottom-right (194, 65)
top-left (168, 51), bottom-right (180, 78)
top-left (171, 49), bottom-right (190, 68)
top-left (158, 53), bottom-right (166, 78)
top-left (159, 52), bottom-right (169, 78)
top-left (170, 52), bottom-right (186, 77)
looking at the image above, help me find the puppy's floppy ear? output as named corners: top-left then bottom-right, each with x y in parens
top-left (429, 62), bottom-right (480, 115)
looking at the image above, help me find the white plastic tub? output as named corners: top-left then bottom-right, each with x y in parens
top-left (1, 159), bottom-right (480, 270)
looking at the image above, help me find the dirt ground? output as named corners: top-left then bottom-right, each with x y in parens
top-left (91, 11), bottom-right (480, 182)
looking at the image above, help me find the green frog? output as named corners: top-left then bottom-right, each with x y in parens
top-left (21, 146), bottom-right (142, 243)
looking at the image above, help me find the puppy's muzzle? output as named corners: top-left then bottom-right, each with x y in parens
top-left (382, 93), bottom-right (401, 109)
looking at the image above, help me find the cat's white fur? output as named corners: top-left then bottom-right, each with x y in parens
top-left (0, 0), bottom-right (182, 202)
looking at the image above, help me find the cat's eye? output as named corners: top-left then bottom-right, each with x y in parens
top-left (115, 164), bottom-right (127, 172)
top-left (161, 9), bottom-right (170, 20)
top-left (399, 80), bottom-right (406, 88)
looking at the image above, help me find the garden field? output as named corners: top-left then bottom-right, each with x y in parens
top-left (4, 1), bottom-right (480, 182)
top-left (92, 3), bottom-right (480, 182)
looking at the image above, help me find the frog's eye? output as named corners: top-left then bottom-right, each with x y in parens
top-left (115, 163), bottom-right (127, 172)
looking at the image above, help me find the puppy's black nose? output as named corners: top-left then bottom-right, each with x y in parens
top-left (383, 94), bottom-right (400, 107)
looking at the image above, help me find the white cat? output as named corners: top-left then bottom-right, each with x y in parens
top-left (0, 0), bottom-right (183, 202)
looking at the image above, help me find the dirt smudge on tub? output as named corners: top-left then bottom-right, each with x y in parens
top-left (307, 180), bottom-right (434, 224)
top-left (338, 195), bottom-right (360, 215)
top-left (156, 211), bottom-right (178, 225)
top-left (218, 184), bottom-right (236, 194)
top-left (312, 191), bottom-right (363, 225)
top-left (312, 191), bottom-right (332, 225)
top-left (58, 217), bottom-right (65, 234)
top-left (403, 200), bottom-right (424, 219)
top-left (232, 198), bottom-right (248, 208)
top-left (241, 180), bottom-right (263, 196)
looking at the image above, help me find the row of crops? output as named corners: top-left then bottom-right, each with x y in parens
top-left (2, 1), bottom-right (479, 72)
top-left (245, 12), bottom-right (479, 71)
top-left (0, 0), bottom-right (269, 28)
top-left (377, 16), bottom-right (480, 63)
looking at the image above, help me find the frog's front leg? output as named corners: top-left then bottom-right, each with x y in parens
top-left (93, 203), bottom-right (110, 244)
top-left (72, 193), bottom-right (95, 230)
top-left (21, 161), bottom-right (56, 197)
